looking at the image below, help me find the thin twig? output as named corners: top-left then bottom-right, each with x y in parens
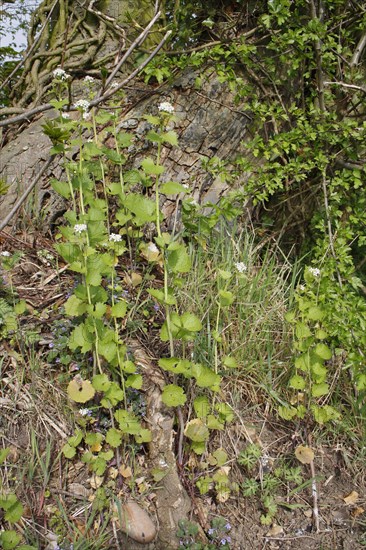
top-left (101, 9), bottom-right (162, 93)
top-left (324, 80), bottom-right (366, 94)
top-left (0, 156), bottom-right (54, 231)
top-left (176, 406), bottom-right (185, 466)
top-left (308, 435), bottom-right (320, 533)
top-left (350, 31), bottom-right (366, 67)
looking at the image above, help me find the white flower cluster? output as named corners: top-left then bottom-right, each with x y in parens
top-left (308, 267), bottom-right (321, 277)
top-left (235, 262), bottom-right (247, 273)
top-left (74, 223), bottom-right (87, 234)
top-left (1, 251), bottom-right (11, 257)
top-left (74, 99), bottom-right (90, 112)
top-left (53, 68), bottom-right (70, 80)
top-left (110, 81), bottom-right (120, 89)
top-left (109, 233), bottom-right (122, 242)
top-left (158, 101), bottom-right (174, 114)
top-left (84, 76), bottom-right (95, 83)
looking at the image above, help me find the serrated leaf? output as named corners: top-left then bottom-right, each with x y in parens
top-left (161, 384), bottom-right (187, 407)
top-left (218, 290), bottom-right (234, 307)
top-left (160, 181), bottom-right (188, 195)
top-left (180, 312), bottom-right (202, 332)
top-left (222, 356), bottom-right (238, 369)
top-left (161, 130), bottom-right (178, 146)
top-left (85, 432), bottom-right (104, 446)
top-left (67, 378), bottom-right (95, 403)
top-left (92, 374), bottom-right (111, 392)
top-left (307, 306), bottom-right (324, 321)
top-left (193, 396), bottom-right (210, 418)
top-left (296, 322), bottom-right (312, 339)
top-left (207, 414), bottom-right (225, 430)
top-left (125, 374), bottom-right (143, 389)
top-left (110, 301), bottom-right (127, 318)
top-left (106, 428), bottom-right (122, 448)
top-left (0, 530), bottom-right (21, 549)
top-left (141, 157), bottom-right (165, 176)
top-left (62, 443), bottom-right (77, 459)
top-left (311, 382), bottom-right (329, 397)
top-left (192, 364), bottom-right (221, 389)
top-left (134, 428), bottom-right (152, 443)
top-left (68, 323), bottom-right (93, 353)
top-left (184, 419), bottom-right (210, 442)
top-left (167, 243), bottom-right (191, 273)
top-left (289, 375), bottom-right (306, 390)
top-left (212, 448), bottom-right (228, 467)
top-left (2, 494), bottom-right (23, 523)
top-left (51, 178), bottom-right (71, 199)
top-left (314, 343), bottom-right (332, 360)
top-left (64, 295), bottom-right (86, 316)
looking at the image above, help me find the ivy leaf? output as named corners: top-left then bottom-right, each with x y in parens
top-left (161, 384), bottom-right (187, 407)
top-left (67, 377), bottom-right (95, 403)
top-left (106, 428), bottom-right (122, 448)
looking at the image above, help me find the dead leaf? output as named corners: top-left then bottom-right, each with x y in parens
top-left (351, 507), bottom-right (364, 518)
top-left (266, 524), bottom-right (284, 537)
top-left (89, 474), bottom-right (104, 489)
top-left (119, 464), bottom-right (132, 478)
top-left (343, 490), bottom-right (359, 505)
top-left (295, 445), bottom-right (314, 464)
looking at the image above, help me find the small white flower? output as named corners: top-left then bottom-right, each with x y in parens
top-left (235, 262), bottom-right (247, 273)
top-left (109, 233), bottom-right (122, 242)
top-left (110, 81), bottom-right (120, 89)
top-left (308, 267), bottom-right (321, 277)
top-left (74, 223), bottom-right (87, 234)
top-left (62, 112), bottom-right (70, 119)
top-left (298, 284), bottom-right (306, 291)
top-left (74, 99), bottom-right (90, 112)
top-left (147, 242), bottom-right (159, 254)
top-left (158, 101), bottom-right (174, 114)
top-left (182, 183), bottom-right (189, 189)
top-left (84, 76), bottom-right (95, 83)
top-left (1, 251), bottom-right (11, 257)
top-left (79, 408), bottom-right (92, 417)
top-left (83, 111), bottom-right (91, 121)
top-left (53, 68), bottom-right (70, 80)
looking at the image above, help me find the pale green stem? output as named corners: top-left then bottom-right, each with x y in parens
top-left (111, 251), bottom-right (127, 409)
